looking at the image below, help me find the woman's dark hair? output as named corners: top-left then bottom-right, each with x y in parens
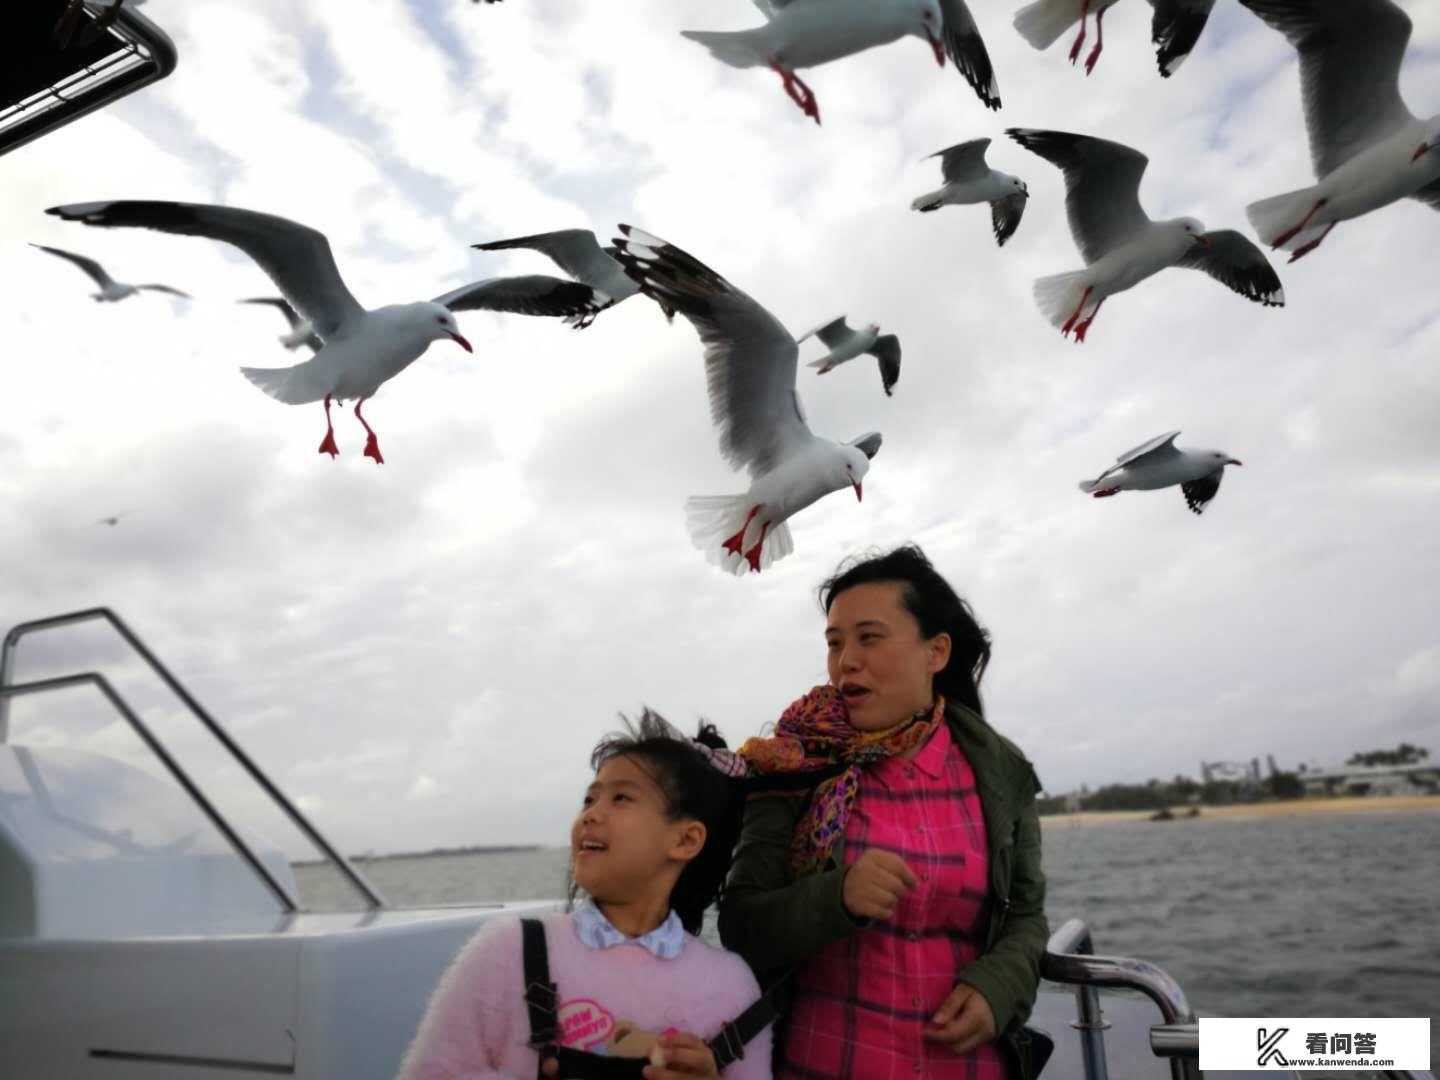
top-left (579, 709), bottom-right (744, 934)
top-left (818, 543), bottom-right (992, 717)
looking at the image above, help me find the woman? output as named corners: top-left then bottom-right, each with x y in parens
top-left (718, 545), bottom-right (1049, 1079)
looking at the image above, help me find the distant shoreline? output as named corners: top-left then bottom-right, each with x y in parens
top-left (293, 843), bottom-right (545, 866)
top-left (1039, 793), bottom-right (1440, 827)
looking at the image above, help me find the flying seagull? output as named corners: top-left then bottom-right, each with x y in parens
top-left (1239, 0), bottom-right (1440, 262)
top-left (799, 317), bottom-right (903, 397)
top-left (471, 229), bottom-right (674, 327)
top-left (911, 138), bottom-right (1029, 246)
top-left (681, 0), bottom-right (1000, 126)
top-left (1078, 430), bottom-right (1241, 514)
top-left (1007, 128), bottom-right (1284, 342)
top-left (611, 226), bottom-right (881, 575)
top-left (1014, 0), bottom-right (1217, 77)
top-left (30, 243), bottom-right (190, 303)
top-left (47, 201), bottom-right (598, 463)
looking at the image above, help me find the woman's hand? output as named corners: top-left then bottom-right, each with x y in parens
top-left (923, 983), bottom-right (997, 1055)
top-left (842, 849), bottom-right (917, 920)
top-left (641, 1032), bottom-right (719, 1079)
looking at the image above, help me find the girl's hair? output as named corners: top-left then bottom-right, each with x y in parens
top-left (581, 709), bottom-right (743, 934)
top-left (818, 543), bottom-right (992, 717)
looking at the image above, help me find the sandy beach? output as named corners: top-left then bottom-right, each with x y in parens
top-left (1039, 793), bottom-right (1440, 827)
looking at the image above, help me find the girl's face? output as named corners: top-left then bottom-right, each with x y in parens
top-left (570, 754), bottom-right (704, 903)
top-left (826, 581), bottom-right (951, 732)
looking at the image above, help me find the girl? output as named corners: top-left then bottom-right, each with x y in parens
top-left (399, 711), bottom-right (773, 1080)
top-left (719, 545), bottom-right (1050, 1080)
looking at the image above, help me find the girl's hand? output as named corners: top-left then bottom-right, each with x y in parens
top-left (922, 983), bottom-right (997, 1055)
top-left (641, 1032), bottom-right (720, 1079)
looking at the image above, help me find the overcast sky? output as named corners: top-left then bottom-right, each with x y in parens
top-left (1, 0), bottom-right (1437, 859)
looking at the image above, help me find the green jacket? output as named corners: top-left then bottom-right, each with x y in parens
top-left (717, 701), bottom-right (1049, 1080)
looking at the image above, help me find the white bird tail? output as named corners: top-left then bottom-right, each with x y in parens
top-left (684, 495), bottom-right (795, 575)
top-left (910, 188), bottom-right (948, 212)
top-left (240, 360), bottom-right (330, 405)
top-left (1246, 184), bottom-right (1326, 252)
top-left (1014, 0), bottom-right (1079, 51)
top-left (805, 354), bottom-right (839, 372)
top-left (1033, 270), bottom-right (1091, 330)
top-left (679, 29), bottom-right (767, 69)
top-left (1077, 478), bottom-right (1101, 493)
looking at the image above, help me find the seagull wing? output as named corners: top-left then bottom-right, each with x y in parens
top-left (929, 138), bottom-right (992, 184)
top-left (1147, 0), bottom-right (1216, 76)
top-left (798, 316), bottom-right (854, 349)
top-left (46, 201), bottom-right (364, 339)
top-left (991, 190), bottom-right (1028, 247)
top-left (1116, 430), bottom-right (1182, 468)
top-left (136, 284), bottom-right (191, 298)
top-left (433, 275), bottom-right (605, 320)
top-left (612, 225), bottom-right (810, 478)
top-left (472, 229), bottom-right (621, 289)
top-left (1007, 129), bottom-right (1151, 264)
top-left (1411, 177), bottom-right (1440, 211)
top-left (1176, 230), bottom-right (1286, 307)
top-left (1237, 0), bottom-right (1415, 176)
top-left (30, 243), bottom-right (116, 288)
top-left (1181, 469), bottom-right (1223, 514)
top-left (939, 0), bottom-right (1001, 110)
top-left (867, 335), bottom-right (902, 397)
top-left (848, 431), bottom-right (883, 460)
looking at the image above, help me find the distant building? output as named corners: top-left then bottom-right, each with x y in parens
top-left (1298, 762), bottom-right (1440, 798)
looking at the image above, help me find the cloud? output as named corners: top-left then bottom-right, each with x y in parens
top-left (1, 0), bottom-right (1437, 854)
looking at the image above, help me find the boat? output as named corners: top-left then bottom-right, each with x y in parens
top-left (4, 609), bottom-right (1429, 1079)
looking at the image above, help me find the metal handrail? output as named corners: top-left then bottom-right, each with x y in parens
top-left (0, 607), bottom-right (385, 910)
top-left (1042, 917), bottom-right (1199, 1080)
top-left (0, 672), bottom-right (298, 912)
top-left (1, 6), bottom-right (177, 158)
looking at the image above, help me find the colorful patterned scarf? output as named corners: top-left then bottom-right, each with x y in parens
top-left (737, 684), bottom-right (943, 878)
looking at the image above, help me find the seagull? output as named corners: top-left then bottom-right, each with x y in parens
top-left (1014, 0), bottom-right (1215, 77)
top-left (238, 297), bottom-right (323, 353)
top-left (611, 226), bottom-right (881, 575)
top-left (799, 317), bottom-right (903, 397)
top-left (471, 229), bottom-right (674, 328)
top-left (47, 201), bottom-right (596, 464)
top-left (1006, 128), bottom-right (1285, 342)
top-left (30, 243), bottom-right (190, 303)
top-left (681, 0), bottom-right (1000, 127)
top-left (1078, 430), bottom-right (1241, 514)
top-left (1239, 0), bottom-right (1440, 263)
top-left (97, 510), bottom-right (135, 527)
top-left (911, 138), bottom-right (1029, 246)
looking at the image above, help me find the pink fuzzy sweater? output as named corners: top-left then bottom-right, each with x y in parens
top-left (398, 912), bottom-right (772, 1079)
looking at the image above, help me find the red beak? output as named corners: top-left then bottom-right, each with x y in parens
top-left (1194, 233), bottom-right (1212, 248)
top-left (852, 481), bottom-right (863, 502)
top-left (448, 331), bottom-right (473, 353)
top-left (1226, 458), bottom-right (1243, 467)
top-left (1413, 142), bottom-right (1431, 162)
top-left (927, 31), bottom-right (945, 67)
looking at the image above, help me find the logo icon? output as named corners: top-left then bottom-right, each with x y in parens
top-left (1257, 1027), bottom-right (1291, 1066)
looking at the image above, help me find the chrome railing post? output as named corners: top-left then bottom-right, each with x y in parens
top-left (1043, 917), bottom-right (1202, 1080)
top-left (0, 608), bottom-right (386, 909)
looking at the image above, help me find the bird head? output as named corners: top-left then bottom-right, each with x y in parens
top-left (866, 322), bottom-right (881, 336)
top-left (1210, 451), bottom-right (1242, 468)
top-left (1009, 176), bottom-right (1028, 196)
top-left (839, 445), bottom-right (872, 502)
top-left (909, 0), bottom-right (945, 67)
top-left (1178, 217), bottom-right (1210, 247)
top-left (423, 302), bottom-right (473, 352)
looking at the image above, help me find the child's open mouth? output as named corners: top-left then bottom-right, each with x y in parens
top-left (577, 839), bottom-right (608, 856)
top-left (840, 684), bottom-right (872, 706)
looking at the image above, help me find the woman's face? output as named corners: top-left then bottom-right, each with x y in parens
top-left (570, 754), bottom-right (700, 901)
top-left (825, 581), bottom-right (951, 732)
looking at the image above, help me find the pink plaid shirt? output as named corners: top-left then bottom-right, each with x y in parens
top-left (780, 721), bottom-right (1011, 1079)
